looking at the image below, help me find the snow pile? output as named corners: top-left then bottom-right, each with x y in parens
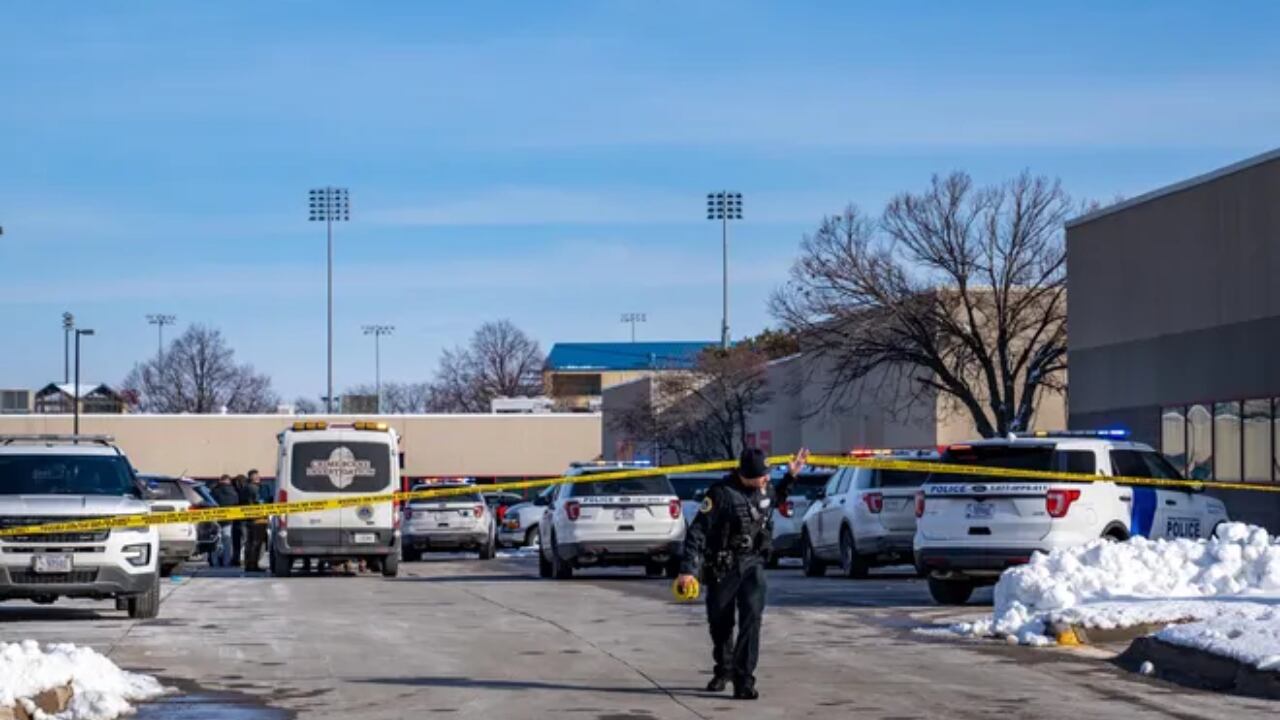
top-left (953, 523), bottom-right (1280, 646)
top-left (0, 640), bottom-right (167, 720)
top-left (1157, 608), bottom-right (1280, 671)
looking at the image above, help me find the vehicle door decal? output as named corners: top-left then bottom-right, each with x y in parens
top-left (1129, 486), bottom-right (1157, 537)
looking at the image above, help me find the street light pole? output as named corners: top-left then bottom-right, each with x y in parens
top-left (61, 312), bottom-right (74, 384)
top-left (146, 314), bottom-right (176, 366)
top-left (362, 325), bottom-right (394, 414)
top-left (620, 313), bottom-right (647, 343)
top-left (706, 192), bottom-right (742, 350)
top-left (73, 328), bottom-right (94, 438)
top-left (310, 187), bottom-right (350, 413)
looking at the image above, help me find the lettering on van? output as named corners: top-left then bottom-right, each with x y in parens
top-left (305, 446), bottom-right (377, 490)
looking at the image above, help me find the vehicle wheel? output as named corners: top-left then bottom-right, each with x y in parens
top-left (644, 562), bottom-right (664, 577)
top-left (550, 534), bottom-right (573, 580)
top-left (159, 562), bottom-right (178, 578)
top-left (271, 546), bottom-right (293, 578)
top-left (381, 551), bottom-right (400, 578)
top-left (838, 527), bottom-right (870, 579)
top-left (927, 576), bottom-right (975, 605)
top-left (126, 579), bottom-right (161, 619)
top-left (478, 533), bottom-right (496, 560)
top-left (538, 546), bottom-right (553, 578)
top-left (801, 533), bottom-right (827, 577)
top-left (524, 526), bottom-right (539, 548)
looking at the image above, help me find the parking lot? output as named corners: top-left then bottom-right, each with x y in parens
top-left (4, 555), bottom-right (1274, 720)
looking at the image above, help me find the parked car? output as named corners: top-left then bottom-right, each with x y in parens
top-left (0, 434), bottom-right (161, 618)
top-left (667, 471), bottom-right (722, 527)
top-left (139, 474), bottom-right (205, 577)
top-left (189, 483), bottom-right (222, 557)
top-left (768, 466), bottom-right (836, 566)
top-left (483, 491), bottom-right (526, 526)
top-left (498, 486), bottom-right (554, 548)
top-left (914, 430), bottom-right (1229, 604)
top-left (402, 480), bottom-right (497, 561)
top-left (799, 450), bottom-right (938, 578)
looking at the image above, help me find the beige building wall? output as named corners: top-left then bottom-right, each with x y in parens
top-left (0, 414), bottom-right (602, 479)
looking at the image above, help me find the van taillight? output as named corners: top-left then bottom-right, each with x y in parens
top-left (914, 491), bottom-right (926, 518)
top-left (863, 492), bottom-right (884, 514)
top-left (565, 501), bottom-right (581, 521)
top-left (1046, 489), bottom-right (1081, 518)
top-left (668, 499), bottom-right (681, 519)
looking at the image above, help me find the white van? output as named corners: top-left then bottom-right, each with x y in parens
top-left (269, 421), bottom-right (402, 578)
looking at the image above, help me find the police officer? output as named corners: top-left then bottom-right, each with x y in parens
top-left (676, 446), bottom-right (809, 700)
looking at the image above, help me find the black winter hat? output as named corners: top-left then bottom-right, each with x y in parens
top-left (738, 448), bottom-right (770, 479)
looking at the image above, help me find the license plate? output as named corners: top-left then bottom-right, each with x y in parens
top-left (1166, 517), bottom-right (1201, 539)
top-left (614, 508), bottom-right (636, 521)
top-left (965, 502), bottom-right (995, 520)
top-left (353, 533), bottom-right (376, 544)
top-left (33, 554), bottom-right (73, 573)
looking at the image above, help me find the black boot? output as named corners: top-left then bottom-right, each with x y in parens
top-left (733, 683), bottom-right (758, 700)
top-left (705, 675), bottom-right (729, 693)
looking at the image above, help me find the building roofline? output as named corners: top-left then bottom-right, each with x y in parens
top-left (1065, 147), bottom-right (1280, 229)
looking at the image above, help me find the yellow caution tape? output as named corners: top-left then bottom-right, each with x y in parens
top-left (1, 452), bottom-right (1276, 539)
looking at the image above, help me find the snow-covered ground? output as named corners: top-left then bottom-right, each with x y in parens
top-left (945, 523), bottom-right (1280, 668)
top-left (0, 640), bottom-right (167, 720)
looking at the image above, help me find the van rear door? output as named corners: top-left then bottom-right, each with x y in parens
top-left (286, 432), bottom-right (397, 546)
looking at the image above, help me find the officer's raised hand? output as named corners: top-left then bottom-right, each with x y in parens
top-left (788, 448), bottom-right (810, 477)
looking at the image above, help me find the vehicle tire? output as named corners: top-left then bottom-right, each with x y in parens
top-left (524, 526), bottom-right (539, 548)
top-left (644, 562), bottom-right (664, 577)
top-left (381, 551), bottom-right (400, 578)
top-left (801, 533), bottom-right (826, 577)
top-left (550, 534), bottom-right (573, 580)
top-left (271, 546), bottom-right (293, 578)
top-left (479, 532), bottom-right (496, 561)
top-left (838, 527), bottom-right (870, 579)
top-left (927, 576), bottom-right (975, 605)
top-left (538, 546), bottom-right (553, 578)
top-left (126, 579), bottom-right (161, 620)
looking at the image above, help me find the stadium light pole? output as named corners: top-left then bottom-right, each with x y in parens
top-left (362, 324), bottom-right (394, 414)
top-left (73, 328), bottom-right (94, 437)
top-left (146, 314), bottom-right (176, 366)
top-left (706, 191), bottom-right (742, 350)
top-left (61, 312), bottom-right (74, 384)
top-left (620, 313), bottom-right (647, 343)
top-left (309, 187), bottom-right (350, 413)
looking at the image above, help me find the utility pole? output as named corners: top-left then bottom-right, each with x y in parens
top-left (309, 187), bottom-right (350, 413)
top-left (73, 328), bottom-right (94, 437)
top-left (620, 313), bottom-right (647, 343)
top-left (706, 192), bottom-right (743, 350)
top-left (61, 312), bottom-right (74, 384)
top-left (362, 324), bottom-right (394, 413)
top-left (146, 314), bottom-right (176, 366)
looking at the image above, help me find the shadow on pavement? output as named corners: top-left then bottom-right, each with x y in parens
top-left (0, 606), bottom-right (108, 621)
top-left (355, 676), bottom-right (708, 698)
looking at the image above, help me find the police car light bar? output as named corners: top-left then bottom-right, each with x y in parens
top-left (1011, 429), bottom-right (1130, 439)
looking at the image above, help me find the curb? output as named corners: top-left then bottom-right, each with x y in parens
top-left (0, 684), bottom-right (73, 720)
top-left (1118, 636), bottom-right (1280, 700)
top-left (1048, 621), bottom-right (1172, 646)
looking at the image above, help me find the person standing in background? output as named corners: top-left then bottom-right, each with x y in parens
top-left (241, 470), bottom-right (268, 572)
top-left (229, 474), bottom-right (247, 567)
top-left (209, 475), bottom-right (239, 567)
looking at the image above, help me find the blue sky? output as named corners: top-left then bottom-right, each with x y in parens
top-left (1, 1), bottom-right (1278, 402)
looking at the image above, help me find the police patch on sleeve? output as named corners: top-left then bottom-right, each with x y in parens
top-left (699, 497), bottom-right (714, 514)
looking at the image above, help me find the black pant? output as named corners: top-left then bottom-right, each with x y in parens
top-left (243, 523), bottom-right (267, 570)
top-left (231, 521), bottom-right (244, 566)
top-left (705, 561), bottom-right (767, 688)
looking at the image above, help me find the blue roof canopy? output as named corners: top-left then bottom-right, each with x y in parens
top-left (545, 342), bottom-right (716, 371)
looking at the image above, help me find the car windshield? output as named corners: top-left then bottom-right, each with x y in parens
top-left (194, 485), bottom-right (218, 506)
top-left (410, 489), bottom-right (482, 506)
top-left (0, 454), bottom-right (138, 496)
top-left (926, 444), bottom-right (1053, 485)
top-left (878, 469), bottom-right (929, 488)
top-left (782, 472), bottom-right (833, 500)
top-left (569, 475), bottom-right (673, 498)
top-left (142, 478), bottom-right (187, 500)
top-left (668, 474), bottom-right (718, 500)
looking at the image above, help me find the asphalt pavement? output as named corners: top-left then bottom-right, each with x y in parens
top-left (2, 555), bottom-right (1276, 719)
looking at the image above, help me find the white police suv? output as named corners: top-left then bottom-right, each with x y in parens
top-left (800, 449), bottom-right (938, 578)
top-left (914, 430), bottom-right (1229, 604)
top-left (538, 462), bottom-right (685, 579)
top-left (0, 435), bottom-right (161, 618)
top-left (768, 465), bottom-right (835, 566)
top-left (401, 479), bottom-right (497, 561)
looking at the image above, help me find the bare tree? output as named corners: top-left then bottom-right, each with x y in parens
top-left (612, 344), bottom-right (774, 463)
top-left (292, 396), bottom-right (321, 414)
top-left (121, 324), bottom-right (279, 413)
top-left (344, 382), bottom-right (432, 414)
top-left (427, 320), bottom-right (544, 413)
top-left (771, 172), bottom-right (1072, 437)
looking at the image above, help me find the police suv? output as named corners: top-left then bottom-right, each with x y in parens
top-left (768, 465), bottom-right (835, 566)
top-left (799, 449), bottom-right (937, 578)
top-left (0, 435), bottom-right (161, 618)
top-left (914, 430), bottom-right (1229, 604)
top-left (401, 479), bottom-right (497, 561)
top-left (538, 462), bottom-right (685, 579)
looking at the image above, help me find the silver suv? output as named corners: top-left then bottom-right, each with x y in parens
top-left (0, 435), bottom-right (161, 618)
